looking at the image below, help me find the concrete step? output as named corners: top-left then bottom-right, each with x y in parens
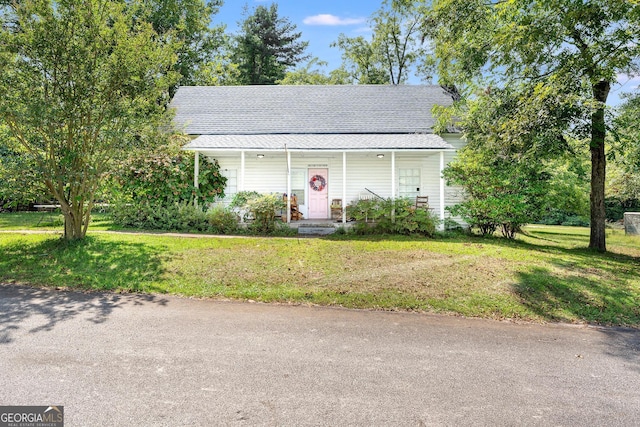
top-left (297, 224), bottom-right (337, 235)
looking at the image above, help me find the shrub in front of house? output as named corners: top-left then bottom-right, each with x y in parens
top-left (347, 197), bottom-right (437, 237)
top-left (233, 192), bottom-right (286, 234)
top-left (207, 206), bottom-right (240, 234)
top-left (443, 149), bottom-right (551, 239)
top-left (107, 136), bottom-right (234, 233)
top-left (111, 137), bottom-right (227, 208)
top-left (111, 201), bottom-right (203, 232)
top-left (110, 202), bottom-right (241, 234)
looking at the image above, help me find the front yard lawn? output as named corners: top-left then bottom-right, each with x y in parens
top-left (1, 214), bottom-right (639, 326)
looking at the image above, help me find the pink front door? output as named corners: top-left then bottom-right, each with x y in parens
top-left (308, 168), bottom-right (329, 219)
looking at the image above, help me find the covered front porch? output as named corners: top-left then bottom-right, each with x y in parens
top-left (189, 150), bottom-right (456, 225)
top-left (184, 133), bottom-right (460, 226)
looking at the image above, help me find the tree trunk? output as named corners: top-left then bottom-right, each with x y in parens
top-left (589, 80), bottom-right (610, 252)
top-left (62, 204), bottom-right (87, 240)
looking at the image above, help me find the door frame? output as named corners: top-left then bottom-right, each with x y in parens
top-left (307, 167), bottom-right (329, 219)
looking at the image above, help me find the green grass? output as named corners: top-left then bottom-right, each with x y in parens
top-left (0, 211), bottom-right (117, 231)
top-left (1, 212), bottom-right (639, 326)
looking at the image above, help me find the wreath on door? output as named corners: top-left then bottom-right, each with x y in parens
top-left (309, 174), bottom-right (326, 192)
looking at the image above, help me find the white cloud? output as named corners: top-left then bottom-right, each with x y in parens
top-left (303, 14), bottom-right (366, 26)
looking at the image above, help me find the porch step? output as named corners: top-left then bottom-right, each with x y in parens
top-left (297, 224), bottom-right (337, 236)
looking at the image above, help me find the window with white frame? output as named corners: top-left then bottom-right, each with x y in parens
top-left (398, 168), bottom-right (420, 199)
top-left (220, 168), bottom-right (237, 202)
top-left (291, 168), bottom-right (306, 204)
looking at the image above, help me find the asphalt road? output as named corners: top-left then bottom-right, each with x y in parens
top-left (1, 284), bottom-right (639, 426)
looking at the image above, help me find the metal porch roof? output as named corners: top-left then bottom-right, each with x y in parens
top-left (182, 133), bottom-right (454, 151)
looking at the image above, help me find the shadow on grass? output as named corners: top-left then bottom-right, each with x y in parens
top-left (0, 284), bottom-right (170, 345)
top-left (0, 235), bottom-right (168, 291)
top-left (510, 251), bottom-right (640, 368)
top-left (0, 236), bottom-right (171, 344)
top-left (328, 228), bottom-right (640, 325)
top-left (511, 229), bottom-right (639, 327)
top-left (514, 267), bottom-right (640, 325)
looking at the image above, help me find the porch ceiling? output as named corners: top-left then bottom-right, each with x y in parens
top-left (182, 133), bottom-right (454, 151)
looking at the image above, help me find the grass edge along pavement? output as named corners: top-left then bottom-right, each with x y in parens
top-left (0, 216), bottom-right (639, 326)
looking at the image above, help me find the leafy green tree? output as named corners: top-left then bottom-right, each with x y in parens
top-left (190, 34), bottom-right (243, 86)
top-left (0, 0), bottom-right (178, 240)
top-left (0, 126), bottom-right (48, 208)
top-left (371, 0), bottom-right (428, 84)
top-left (331, 35), bottom-right (390, 84)
top-left (607, 92), bottom-right (640, 217)
top-left (544, 152), bottom-right (591, 225)
top-left (440, 85), bottom-right (578, 237)
top-left (427, 0), bottom-right (640, 251)
top-left (613, 93), bottom-right (640, 172)
top-left (233, 3), bottom-right (309, 85)
top-left (136, 0), bottom-right (226, 92)
top-left (333, 0), bottom-right (428, 85)
top-left (277, 58), bottom-right (350, 85)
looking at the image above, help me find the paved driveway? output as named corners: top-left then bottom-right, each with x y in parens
top-left (1, 284), bottom-right (638, 426)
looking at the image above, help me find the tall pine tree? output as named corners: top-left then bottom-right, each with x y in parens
top-left (233, 3), bottom-right (309, 85)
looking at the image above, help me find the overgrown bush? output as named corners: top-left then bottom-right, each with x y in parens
top-left (108, 135), bottom-right (233, 232)
top-left (346, 198), bottom-right (380, 223)
top-left (443, 149), bottom-right (551, 238)
top-left (229, 191), bottom-right (287, 234)
top-left (230, 191), bottom-right (289, 235)
top-left (110, 135), bottom-right (227, 207)
top-left (110, 201), bottom-right (241, 234)
top-left (207, 206), bottom-right (240, 234)
top-left (229, 191), bottom-right (261, 221)
top-left (111, 201), bottom-right (207, 232)
top-left (346, 197), bottom-right (437, 236)
top-left (245, 193), bottom-right (286, 234)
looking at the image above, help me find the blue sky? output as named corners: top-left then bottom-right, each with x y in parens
top-left (214, 1), bottom-right (638, 106)
top-left (215, 0), bottom-right (379, 76)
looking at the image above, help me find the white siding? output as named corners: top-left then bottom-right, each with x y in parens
top-left (442, 134), bottom-right (468, 226)
top-left (201, 136), bottom-right (467, 221)
top-left (342, 154), bottom-right (391, 202)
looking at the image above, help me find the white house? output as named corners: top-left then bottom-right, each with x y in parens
top-left (170, 85), bottom-right (465, 223)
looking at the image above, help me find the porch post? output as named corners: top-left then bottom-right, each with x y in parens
top-left (287, 149), bottom-right (291, 223)
top-left (240, 150), bottom-right (245, 192)
top-left (342, 151), bottom-right (347, 224)
top-left (440, 150), bottom-right (446, 228)
top-left (391, 151), bottom-right (396, 199)
top-left (193, 151), bottom-right (200, 207)
top-left (391, 151), bottom-right (396, 222)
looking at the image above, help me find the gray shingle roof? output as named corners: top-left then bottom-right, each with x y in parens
top-left (183, 133), bottom-right (454, 151)
top-left (171, 85), bottom-right (454, 135)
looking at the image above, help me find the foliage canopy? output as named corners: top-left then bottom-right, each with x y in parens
top-left (135, 0), bottom-right (226, 93)
top-left (0, 0), bottom-right (179, 239)
top-left (427, 0), bottom-right (640, 251)
top-left (333, 0), bottom-right (428, 85)
top-left (112, 135), bottom-right (226, 207)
